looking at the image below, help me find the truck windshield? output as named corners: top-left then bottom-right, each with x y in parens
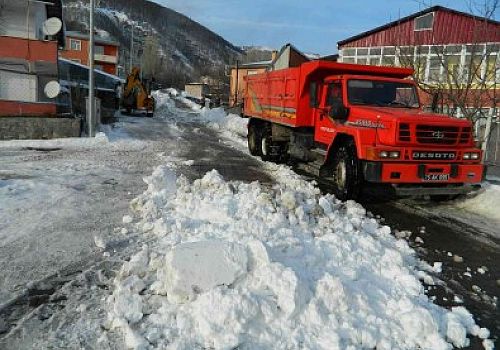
top-left (347, 79), bottom-right (419, 108)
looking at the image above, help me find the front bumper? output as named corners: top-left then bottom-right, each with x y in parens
top-left (363, 161), bottom-right (484, 184)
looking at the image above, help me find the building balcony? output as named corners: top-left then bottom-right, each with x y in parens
top-left (0, 36), bottom-right (58, 63)
top-left (95, 54), bottom-right (118, 64)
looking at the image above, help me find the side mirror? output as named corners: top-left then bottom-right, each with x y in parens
top-left (329, 100), bottom-right (349, 119)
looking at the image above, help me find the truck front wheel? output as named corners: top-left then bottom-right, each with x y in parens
top-left (248, 122), bottom-right (262, 156)
top-left (330, 141), bottom-right (362, 201)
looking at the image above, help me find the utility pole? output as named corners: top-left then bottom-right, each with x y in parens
top-left (130, 24), bottom-right (134, 74)
top-left (88, 0), bottom-right (96, 137)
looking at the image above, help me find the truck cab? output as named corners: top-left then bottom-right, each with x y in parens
top-left (244, 61), bottom-right (485, 200)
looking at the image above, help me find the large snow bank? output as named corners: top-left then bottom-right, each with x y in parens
top-left (454, 184), bottom-right (500, 221)
top-left (106, 165), bottom-right (491, 349)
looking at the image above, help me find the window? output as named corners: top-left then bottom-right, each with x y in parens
top-left (428, 57), bottom-right (441, 82)
top-left (415, 56), bottom-right (427, 81)
top-left (69, 39), bottom-right (81, 51)
top-left (485, 55), bottom-right (499, 82)
top-left (71, 59), bottom-right (81, 64)
top-left (382, 56), bottom-right (395, 66)
top-left (347, 79), bottom-right (419, 108)
top-left (414, 12), bottom-right (434, 31)
top-left (445, 55), bottom-right (461, 82)
top-left (342, 48), bottom-right (356, 57)
top-left (357, 48), bottom-right (369, 55)
top-left (327, 83), bottom-right (343, 106)
top-left (95, 45), bottom-right (105, 55)
top-left (0, 71), bottom-right (37, 102)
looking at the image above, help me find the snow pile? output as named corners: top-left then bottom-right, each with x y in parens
top-left (153, 89), bottom-right (248, 139)
top-left (198, 108), bottom-right (248, 138)
top-left (106, 165), bottom-right (491, 349)
top-left (454, 183), bottom-right (500, 221)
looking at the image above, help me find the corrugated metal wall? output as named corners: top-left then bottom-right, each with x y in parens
top-left (340, 9), bottom-right (500, 48)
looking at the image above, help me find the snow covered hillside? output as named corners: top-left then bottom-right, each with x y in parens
top-left (101, 90), bottom-right (495, 350)
top-left (63, 0), bottom-right (241, 84)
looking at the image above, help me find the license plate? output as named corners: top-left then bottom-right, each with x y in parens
top-left (424, 174), bottom-right (449, 181)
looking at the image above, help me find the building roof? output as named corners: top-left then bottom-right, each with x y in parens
top-left (59, 58), bottom-right (124, 82)
top-left (338, 5), bottom-right (500, 47)
top-left (65, 31), bottom-right (120, 47)
top-left (232, 60), bottom-right (273, 69)
top-left (271, 43), bottom-right (310, 66)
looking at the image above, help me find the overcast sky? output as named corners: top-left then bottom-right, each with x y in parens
top-left (153, 1), bottom-right (494, 55)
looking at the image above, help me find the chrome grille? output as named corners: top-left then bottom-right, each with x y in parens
top-left (415, 125), bottom-right (460, 145)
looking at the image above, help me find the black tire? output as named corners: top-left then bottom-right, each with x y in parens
top-left (260, 129), bottom-right (272, 161)
top-left (248, 121), bottom-right (262, 156)
top-left (330, 140), bottom-right (363, 201)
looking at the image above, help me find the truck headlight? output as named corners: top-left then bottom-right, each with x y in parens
top-left (389, 151), bottom-right (400, 159)
top-left (463, 152), bottom-right (480, 160)
top-left (379, 151), bottom-right (389, 158)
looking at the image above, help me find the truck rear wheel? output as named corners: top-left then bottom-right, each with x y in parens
top-left (330, 141), bottom-right (362, 201)
top-left (259, 124), bottom-right (281, 162)
top-left (248, 121), bottom-right (262, 156)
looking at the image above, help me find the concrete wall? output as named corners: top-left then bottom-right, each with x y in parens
top-left (0, 117), bottom-right (81, 140)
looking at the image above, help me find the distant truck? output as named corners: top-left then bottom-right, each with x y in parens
top-left (243, 61), bottom-right (485, 200)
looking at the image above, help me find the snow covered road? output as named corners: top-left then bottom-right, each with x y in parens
top-left (0, 91), bottom-right (498, 349)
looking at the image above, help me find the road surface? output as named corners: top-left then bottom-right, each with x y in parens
top-left (0, 105), bottom-right (497, 349)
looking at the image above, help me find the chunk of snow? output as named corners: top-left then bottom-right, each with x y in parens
top-left (433, 262), bottom-right (443, 273)
top-left (162, 241), bottom-right (248, 303)
top-left (94, 235), bottom-right (106, 250)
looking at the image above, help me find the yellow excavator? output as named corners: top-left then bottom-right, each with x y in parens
top-left (122, 67), bottom-right (155, 117)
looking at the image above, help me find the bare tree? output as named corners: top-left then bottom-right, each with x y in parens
top-left (396, 0), bottom-right (499, 126)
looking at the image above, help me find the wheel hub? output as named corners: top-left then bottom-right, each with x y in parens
top-left (336, 161), bottom-right (347, 189)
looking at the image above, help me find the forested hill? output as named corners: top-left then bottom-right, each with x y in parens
top-left (63, 0), bottom-right (242, 86)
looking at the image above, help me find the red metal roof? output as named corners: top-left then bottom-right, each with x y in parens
top-left (338, 6), bottom-right (500, 48)
top-left (300, 60), bottom-right (414, 79)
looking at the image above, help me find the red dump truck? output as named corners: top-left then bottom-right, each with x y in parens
top-left (243, 60), bottom-right (485, 200)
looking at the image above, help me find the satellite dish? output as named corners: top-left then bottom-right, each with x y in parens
top-left (44, 81), bottom-right (61, 99)
top-left (42, 17), bottom-right (63, 36)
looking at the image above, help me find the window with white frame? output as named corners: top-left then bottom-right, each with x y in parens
top-left (414, 12), bottom-right (434, 31)
top-left (0, 71), bottom-right (38, 102)
top-left (69, 39), bottom-right (81, 51)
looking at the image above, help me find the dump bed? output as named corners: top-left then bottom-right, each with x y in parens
top-left (243, 60), bottom-right (413, 128)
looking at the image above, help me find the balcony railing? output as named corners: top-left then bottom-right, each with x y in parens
top-left (95, 54), bottom-right (118, 64)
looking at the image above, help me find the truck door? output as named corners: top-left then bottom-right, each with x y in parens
top-left (315, 81), bottom-right (343, 145)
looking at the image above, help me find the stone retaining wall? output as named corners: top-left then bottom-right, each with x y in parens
top-left (0, 117), bottom-right (82, 140)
